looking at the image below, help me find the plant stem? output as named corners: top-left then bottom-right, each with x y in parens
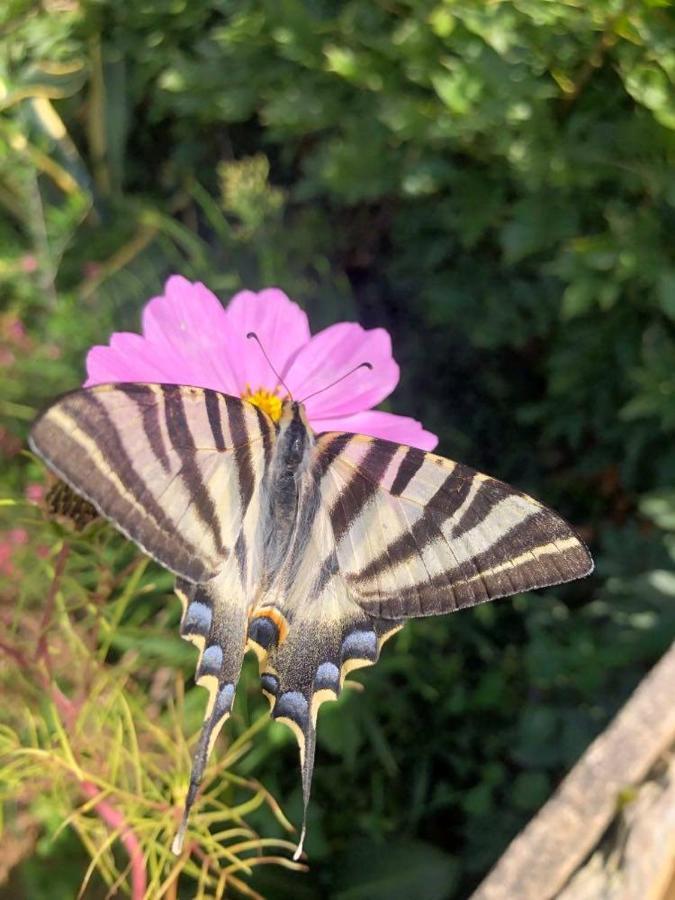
top-left (80, 781), bottom-right (147, 900)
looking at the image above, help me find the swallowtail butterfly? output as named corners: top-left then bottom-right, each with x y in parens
top-left (30, 380), bottom-right (593, 857)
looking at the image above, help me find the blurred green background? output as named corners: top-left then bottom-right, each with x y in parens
top-left (1, 1), bottom-right (675, 898)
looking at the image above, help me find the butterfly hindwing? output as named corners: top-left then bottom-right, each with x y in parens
top-left (313, 433), bottom-right (593, 619)
top-left (29, 383), bottom-right (275, 583)
top-left (173, 567), bottom-right (251, 852)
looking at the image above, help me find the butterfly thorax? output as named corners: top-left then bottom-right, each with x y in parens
top-left (258, 401), bottom-right (314, 586)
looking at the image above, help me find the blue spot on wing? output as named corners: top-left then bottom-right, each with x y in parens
top-left (183, 600), bottom-right (212, 635)
top-left (213, 683), bottom-right (235, 719)
top-left (341, 630), bottom-right (377, 661)
top-left (274, 691), bottom-right (309, 726)
top-left (314, 662), bottom-right (340, 692)
top-left (200, 644), bottom-right (223, 676)
top-left (261, 673), bottom-right (279, 696)
top-left (248, 616), bottom-right (278, 649)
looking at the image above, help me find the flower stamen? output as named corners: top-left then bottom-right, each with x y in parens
top-left (242, 385), bottom-right (284, 422)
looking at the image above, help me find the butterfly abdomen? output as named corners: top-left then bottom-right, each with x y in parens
top-left (258, 402), bottom-right (314, 585)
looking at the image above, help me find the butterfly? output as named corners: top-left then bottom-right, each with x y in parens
top-left (29, 378), bottom-right (593, 857)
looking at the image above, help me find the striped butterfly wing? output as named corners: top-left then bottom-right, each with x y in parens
top-left (237, 430), bottom-right (592, 858)
top-left (29, 383), bottom-right (274, 582)
top-left (318, 433), bottom-right (594, 618)
top-left (30, 382), bottom-right (276, 851)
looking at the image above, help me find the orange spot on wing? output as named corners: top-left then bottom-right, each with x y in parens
top-left (251, 607), bottom-right (289, 644)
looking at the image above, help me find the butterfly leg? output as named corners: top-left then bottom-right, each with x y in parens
top-left (172, 569), bottom-right (248, 854)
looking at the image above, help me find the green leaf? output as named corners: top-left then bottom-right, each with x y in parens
top-left (623, 62), bottom-right (675, 130)
top-left (641, 491), bottom-right (675, 530)
top-left (657, 270), bottom-right (675, 319)
top-left (333, 839), bottom-right (459, 900)
top-left (647, 570), bottom-right (675, 597)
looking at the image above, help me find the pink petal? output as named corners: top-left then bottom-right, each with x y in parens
top-left (85, 333), bottom-right (183, 386)
top-left (310, 409), bottom-right (438, 451)
top-left (223, 288), bottom-right (311, 392)
top-left (284, 323), bottom-right (399, 419)
top-left (140, 276), bottom-right (240, 393)
top-left (86, 276), bottom-right (240, 393)
top-left (86, 335), bottom-right (225, 391)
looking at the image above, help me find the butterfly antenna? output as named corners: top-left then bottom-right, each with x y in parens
top-left (299, 361), bottom-right (373, 405)
top-left (246, 331), bottom-right (293, 399)
top-left (293, 724), bottom-right (316, 861)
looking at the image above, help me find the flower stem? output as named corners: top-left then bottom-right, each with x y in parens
top-left (80, 781), bottom-right (147, 900)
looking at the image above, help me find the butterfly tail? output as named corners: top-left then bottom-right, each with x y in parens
top-left (172, 679), bottom-right (236, 854)
top-left (258, 601), bottom-right (403, 859)
top-left (173, 574), bottom-right (248, 854)
top-left (293, 721), bottom-right (316, 861)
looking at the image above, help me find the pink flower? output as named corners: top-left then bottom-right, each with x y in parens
top-left (25, 483), bottom-right (45, 503)
top-left (19, 254), bottom-right (38, 273)
top-left (8, 528), bottom-right (28, 545)
top-left (85, 276), bottom-right (438, 450)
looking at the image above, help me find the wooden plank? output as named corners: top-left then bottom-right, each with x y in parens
top-left (471, 641), bottom-right (675, 900)
top-left (557, 756), bottom-right (675, 900)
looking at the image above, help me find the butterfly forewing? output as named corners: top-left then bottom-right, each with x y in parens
top-left (314, 433), bottom-right (593, 619)
top-left (29, 383), bottom-right (274, 582)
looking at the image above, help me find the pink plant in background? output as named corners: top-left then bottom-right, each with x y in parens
top-left (0, 312), bottom-right (32, 369)
top-left (19, 254), bottom-right (38, 274)
top-left (85, 276), bottom-right (438, 450)
top-left (0, 528), bottom-right (28, 577)
top-left (25, 483), bottom-right (45, 503)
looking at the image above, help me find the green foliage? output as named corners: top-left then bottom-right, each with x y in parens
top-left (1, 0), bottom-right (674, 897)
top-left (0, 503), bottom-right (301, 897)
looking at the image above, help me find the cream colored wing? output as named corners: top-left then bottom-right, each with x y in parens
top-left (172, 563), bottom-right (251, 853)
top-left (314, 433), bottom-right (593, 619)
top-left (246, 424), bottom-right (593, 745)
top-left (29, 383), bottom-right (275, 584)
top-left (30, 382), bottom-right (277, 853)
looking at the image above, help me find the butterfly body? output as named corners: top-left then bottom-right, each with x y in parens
top-left (258, 400), bottom-right (314, 590)
top-left (29, 382), bottom-right (593, 857)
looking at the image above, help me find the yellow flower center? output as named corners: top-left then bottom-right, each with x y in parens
top-left (242, 385), bottom-right (284, 422)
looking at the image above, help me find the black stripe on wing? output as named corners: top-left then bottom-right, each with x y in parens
top-left (162, 384), bottom-right (227, 556)
top-left (118, 383), bottom-right (172, 472)
top-left (226, 399), bottom-right (257, 515)
top-left (390, 446), bottom-right (425, 496)
top-left (204, 390), bottom-right (227, 451)
top-left (328, 442), bottom-right (398, 544)
top-left (318, 435), bottom-right (593, 619)
top-left (30, 388), bottom-right (213, 581)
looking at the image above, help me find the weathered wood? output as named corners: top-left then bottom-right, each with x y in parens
top-left (558, 754), bottom-right (675, 900)
top-left (471, 641), bottom-right (675, 900)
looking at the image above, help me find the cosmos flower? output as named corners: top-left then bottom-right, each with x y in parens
top-left (85, 276), bottom-right (437, 450)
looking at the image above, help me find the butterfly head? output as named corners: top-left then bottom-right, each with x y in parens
top-left (278, 400), bottom-right (312, 468)
top-left (279, 398), bottom-right (308, 426)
